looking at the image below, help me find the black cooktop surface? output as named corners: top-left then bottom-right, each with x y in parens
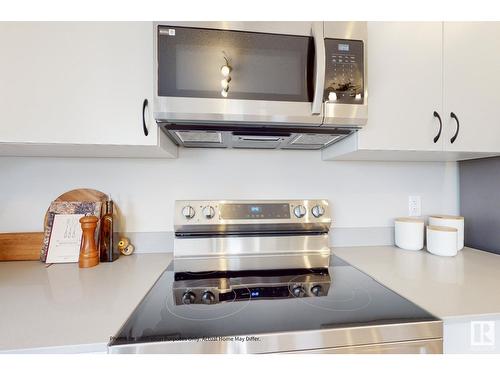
top-left (109, 256), bottom-right (438, 347)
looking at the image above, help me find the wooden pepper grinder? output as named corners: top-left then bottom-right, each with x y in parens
top-left (79, 215), bottom-right (99, 268)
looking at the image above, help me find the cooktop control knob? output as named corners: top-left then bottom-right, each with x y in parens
top-left (201, 291), bottom-right (216, 305)
top-left (293, 205), bottom-right (306, 218)
top-left (181, 206), bottom-right (195, 220)
top-left (311, 205), bottom-right (325, 218)
top-left (202, 206), bottom-right (216, 219)
top-left (310, 285), bottom-right (323, 297)
top-left (181, 291), bottom-right (196, 305)
top-left (292, 285), bottom-right (306, 298)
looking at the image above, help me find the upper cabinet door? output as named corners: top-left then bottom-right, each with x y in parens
top-left (357, 22), bottom-right (444, 151)
top-left (444, 22), bottom-right (500, 153)
top-left (0, 22), bottom-right (157, 146)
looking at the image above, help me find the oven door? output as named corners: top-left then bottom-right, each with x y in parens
top-left (154, 22), bottom-right (325, 126)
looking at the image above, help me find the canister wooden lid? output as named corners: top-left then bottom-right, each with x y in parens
top-left (395, 217), bottom-right (424, 223)
top-left (427, 225), bottom-right (458, 232)
top-left (429, 214), bottom-right (464, 220)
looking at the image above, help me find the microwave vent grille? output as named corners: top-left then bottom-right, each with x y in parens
top-left (291, 134), bottom-right (340, 146)
top-left (175, 131), bottom-right (222, 144)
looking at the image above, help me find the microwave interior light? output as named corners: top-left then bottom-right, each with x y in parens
top-left (220, 65), bottom-right (231, 77)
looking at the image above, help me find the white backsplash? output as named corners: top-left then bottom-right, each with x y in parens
top-left (0, 148), bottom-right (459, 233)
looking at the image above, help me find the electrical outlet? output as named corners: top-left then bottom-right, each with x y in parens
top-left (408, 196), bottom-right (421, 217)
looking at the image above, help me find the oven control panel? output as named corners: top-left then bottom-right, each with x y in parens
top-left (220, 203), bottom-right (291, 220)
top-left (173, 270), bottom-right (331, 305)
top-left (324, 38), bottom-right (364, 104)
top-left (174, 200), bottom-right (331, 233)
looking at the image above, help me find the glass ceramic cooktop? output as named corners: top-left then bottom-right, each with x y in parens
top-left (109, 256), bottom-right (438, 347)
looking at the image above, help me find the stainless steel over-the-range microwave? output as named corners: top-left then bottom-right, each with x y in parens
top-left (154, 22), bottom-right (367, 150)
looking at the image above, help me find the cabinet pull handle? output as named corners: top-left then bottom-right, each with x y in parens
top-left (450, 112), bottom-right (460, 144)
top-left (142, 99), bottom-right (149, 137)
top-left (433, 111), bottom-right (442, 143)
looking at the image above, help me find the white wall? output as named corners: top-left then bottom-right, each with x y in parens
top-left (0, 148), bottom-right (459, 233)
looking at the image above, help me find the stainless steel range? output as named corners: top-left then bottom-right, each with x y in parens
top-left (173, 199), bottom-right (331, 273)
top-left (108, 199), bottom-right (443, 354)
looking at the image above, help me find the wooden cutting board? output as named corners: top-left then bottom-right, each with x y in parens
top-left (0, 232), bottom-right (45, 261)
top-left (43, 188), bottom-right (108, 228)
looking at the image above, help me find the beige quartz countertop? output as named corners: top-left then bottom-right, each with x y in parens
top-left (333, 246), bottom-right (500, 321)
top-left (0, 253), bottom-right (172, 353)
top-left (3, 246), bottom-right (500, 352)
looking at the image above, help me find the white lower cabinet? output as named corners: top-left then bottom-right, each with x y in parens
top-left (323, 21), bottom-right (500, 161)
top-left (0, 22), bottom-right (177, 158)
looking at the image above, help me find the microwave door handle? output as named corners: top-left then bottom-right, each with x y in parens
top-left (311, 22), bottom-right (325, 116)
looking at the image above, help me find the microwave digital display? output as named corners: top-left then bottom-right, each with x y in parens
top-left (338, 43), bottom-right (350, 52)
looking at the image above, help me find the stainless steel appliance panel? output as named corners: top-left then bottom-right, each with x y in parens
top-left (323, 21), bottom-right (368, 126)
top-left (154, 21), bottom-right (368, 150)
top-left (174, 234), bottom-right (331, 258)
top-left (172, 271), bottom-right (332, 305)
top-left (161, 123), bottom-right (353, 150)
top-left (108, 321), bottom-right (443, 354)
top-left (299, 339), bottom-right (443, 354)
top-left (154, 21), bottom-right (324, 126)
top-left (173, 234), bottom-right (331, 272)
top-left (173, 199), bottom-right (331, 272)
top-left (174, 252), bottom-right (331, 273)
top-left (324, 21), bottom-right (368, 41)
top-left (174, 199), bottom-right (331, 234)
top-left (157, 22), bottom-right (321, 36)
top-left (324, 39), bottom-right (364, 105)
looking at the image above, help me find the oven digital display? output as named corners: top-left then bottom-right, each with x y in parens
top-left (220, 203), bottom-right (290, 220)
top-left (250, 206), bottom-right (262, 214)
top-left (219, 286), bottom-right (291, 301)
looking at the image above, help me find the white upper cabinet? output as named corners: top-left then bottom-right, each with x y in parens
top-left (359, 22), bottom-right (444, 152)
top-left (0, 22), bottom-right (177, 158)
top-left (323, 22), bottom-right (446, 161)
top-left (443, 22), bottom-right (500, 153)
top-left (323, 22), bottom-right (500, 161)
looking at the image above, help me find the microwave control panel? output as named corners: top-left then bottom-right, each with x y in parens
top-left (324, 39), bottom-right (364, 104)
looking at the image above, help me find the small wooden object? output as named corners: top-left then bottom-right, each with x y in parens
top-left (78, 216), bottom-right (100, 268)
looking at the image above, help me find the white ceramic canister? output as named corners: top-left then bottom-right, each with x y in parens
top-left (428, 215), bottom-right (464, 251)
top-left (394, 217), bottom-right (425, 251)
top-left (426, 225), bottom-right (458, 257)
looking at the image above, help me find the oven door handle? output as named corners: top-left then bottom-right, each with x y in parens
top-left (311, 22), bottom-right (325, 116)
